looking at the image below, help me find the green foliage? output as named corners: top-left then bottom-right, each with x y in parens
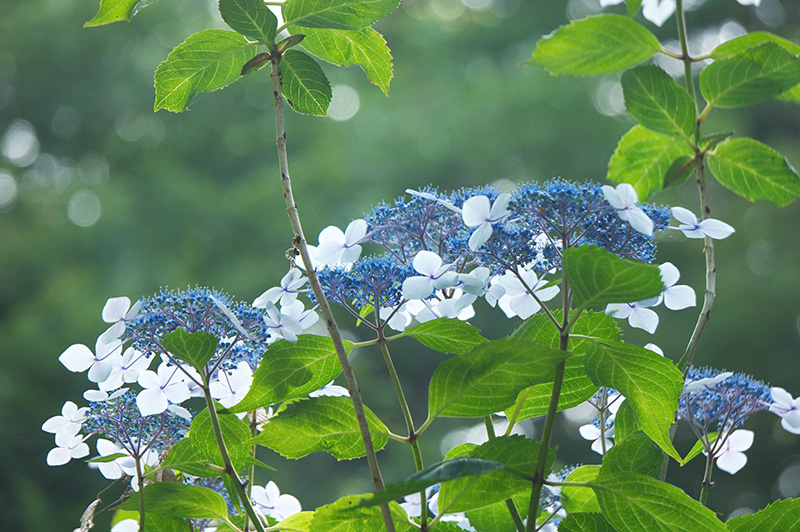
top-left (231, 335), bottom-right (347, 413)
top-left (681, 433), bottom-right (717, 465)
top-left (426, 337), bottom-right (572, 420)
top-left (143, 514), bottom-right (193, 532)
top-left (706, 137), bottom-right (800, 206)
top-left (529, 15), bottom-right (660, 76)
top-left (84, 0), bottom-right (143, 27)
top-left (584, 340), bottom-right (683, 461)
top-left (621, 65), bottom-right (696, 140)
top-left (219, 0), bottom-right (278, 44)
top-left (120, 483), bottom-right (230, 520)
top-left (559, 512), bottom-right (617, 532)
top-left (726, 497), bottom-right (800, 531)
top-left (401, 318), bottom-right (486, 355)
top-left (562, 245), bottom-right (664, 309)
top-left (465, 493), bottom-right (528, 532)
top-left (154, 30), bottom-right (257, 112)
top-left (297, 26), bottom-right (393, 95)
top-left (280, 49), bottom-right (333, 116)
top-left (161, 328), bottom-right (218, 373)
top-left (563, 466), bottom-right (601, 513)
top-left (601, 431), bottom-right (663, 478)
top-left (283, 0), bottom-right (401, 30)
top-left (249, 396), bottom-right (388, 460)
top-left (309, 496), bottom-right (415, 532)
top-left (613, 400), bottom-right (638, 442)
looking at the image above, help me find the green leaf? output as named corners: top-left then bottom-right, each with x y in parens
top-left (401, 318), bottom-right (486, 355)
top-left (621, 65), bottom-right (696, 139)
top-left (309, 496), bottom-right (416, 532)
top-left (706, 137), bottom-right (800, 206)
top-left (277, 512), bottom-right (314, 532)
top-left (626, 0), bottom-right (643, 17)
top-left (427, 337), bottom-right (572, 420)
top-left (438, 436), bottom-right (553, 513)
top-left (662, 155), bottom-right (694, 190)
top-left (607, 125), bottom-right (695, 200)
top-left (161, 328), bottom-right (218, 372)
top-left (613, 400), bottom-right (638, 442)
top-left (296, 26), bottom-right (393, 95)
top-left (154, 30), bottom-right (257, 112)
top-left (120, 483), bottom-right (229, 520)
top-left (590, 473), bottom-right (727, 532)
top-left (562, 245), bottom-right (664, 309)
top-left (601, 431), bottom-right (663, 478)
top-left (162, 405), bottom-right (253, 477)
top-left (726, 497), bottom-right (800, 532)
top-left (528, 15), bottom-right (660, 76)
top-left (284, 0), bottom-right (401, 30)
top-left (584, 341), bottom-right (683, 462)
top-left (506, 312), bottom-right (620, 421)
top-left (465, 493), bottom-right (528, 532)
top-left (84, 0), bottom-right (144, 27)
top-left (219, 0), bottom-right (278, 44)
top-left (712, 31), bottom-right (800, 59)
top-left (241, 52), bottom-right (272, 75)
top-left (280, 49), bottom-right (332, 116)
top-left (250, 396), bottom-right (388, 460)
top-left (681, 432), bottom-right (717, 464)
top-left (143, 513), bottom-right (192, 532)
top-left (700, 43), bottom-right (800, 109)
top-left (559, 512), bottom-right (617, 532)
top-left (231, 335), bottom-right (346, 413)
top-left (355, 457), bottom-right (507, 508)
top-left (563, 465), bottom-right (601, 513)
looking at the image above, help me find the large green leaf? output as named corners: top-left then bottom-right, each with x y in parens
top-left (584, 340), bottom-right (682, 461)
top-left (528, 15), bottom-right (660, 76)
top-left (154, 30), bottom-right (257, 112)
top-left (280, 49), bottom-right (332, 116)
top-left (401, 318), bottom-right (486, 355)
top-left (427, 337), bottom-right (571, 421)
top-left (438, 436), bottom-right (553, 513)
top-left (465, 493), bottom-right (528, 532)
top-left (700, 43), bottom-right (800, 109)
top-left (84, 0), bottom-right (143, 27)
top-left (250, 396), bottom-right (388, 460)
top-left (726, 497), bottom-right (800, 532)
top-left (505, 312), bottom-right (620, 421)
top-left (562, 245), bottom-right (664, 309)
top-left (231, 335), bottom-right (346, 413)
top-left (591, 473), bottom-right (727, 532)
top-left (621, 65), bottom-right (696, 139)
top-left (219, 0), bottom-right (278, 44)
top-left (601, 431), bottom-right (663, 478)
top-left (161, 328), bottom-right (218, 373)
top-left (706, 137), bottom-right (800, 206)
top-left (607, 125), bottom-right (695, 200)
top-left (297, 26), bottom-right (393, 95)
top-left (559, 513), bottom-right (617, 532)
top-left (283, 0), bottom-right (401, 30)
top-left (120, 483), bottom-right (230, 520)
top-left (712, 32), bottom-right (800, 59)
top-left (613, 400), bottom-right (638, 442)
top-left (309, 496), bottom-right (416, 532)
top-left (143, 514), bottom-right (192, 532)
top-left (563, 465), bottom-right (601, 513)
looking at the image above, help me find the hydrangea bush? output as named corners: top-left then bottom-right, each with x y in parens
top-left (46, 0), bottom-right (800, 531)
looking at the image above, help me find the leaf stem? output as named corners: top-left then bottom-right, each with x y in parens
top-left (268, 53), bottom-right (394, 532)
top-left (699, 453), bottom-right (715, 506)
top-left (135, 457), bottom-right (145, 532)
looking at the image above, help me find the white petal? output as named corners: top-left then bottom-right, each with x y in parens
top-left (468, 222), bottom-right (493, 251)
top-left (343, 219), bottom-right (367, 245)
top-left (59, 344), bottom-right (95, 373)
top-left (488, 193), bottom-right (511, 221)
top-left (727, 429), bottom-right (754, 452)
top-left (770, 387), bottom-right (794, 409)
top-left (671, 206), bottom-right (697, 225)
top-left (579, 424), bottom-right (600, 440)
top-left (605, 303), bottom-right (632, 319)
top-left (509, 295), bottom-right (541, 320)
top-left (658, 262), bottom-right (680, 287)
top-left (626, 207), bottom-right (654, 236)
top-left (644, 343), bottom-right (664, 356)
top-left (601, 185), bottom-right (623, 209)
top-left (679, 226), bottom-right (706, 239)
top-left (402, 276), bottom-right (434, 300)
top-left (137, 389), bottom-right (168, 416)
top-left (616, 183), bottom-right (639, 207)
top-left (628, 307), bottom-right (659, 334)
top-left (699, 218), bottom-right (735, 240)
top-left (462, 196), bottom-right (491, 226)
top-left (253, 287), bottom-right (282, 308)
top-left (736, 0), bottom-right (760, 5)
top-left (642, 0), bottom-right (675, 26)
top-left (102, 297), bottom-right (131, 323)
top-left (780, 413), bottom-right (800, 434)
top-left (339, 243), bottom-right (363, 264)
top-left (599, 0), bottom-right (625, 4)
top-left (716, 451), bottom-right (747, 474)
top-left (413, 250), bottom-right (443, 275)
top-left (433, 271), bottom-right (459, 289)
top-left (663, 285), bottom-right (696, 310)
top-left (47, 446), bottom-right (73, 466)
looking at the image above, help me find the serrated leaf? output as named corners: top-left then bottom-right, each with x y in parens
top-left (161, 328), bottom-right (218, 372)
top-left (662, 156), bottom-right (694, 190)
top-left (563, 465), bottom-right (602, 514)
top-left (310, 496), bottom-right (415, 532)
top-left (84, 0), bottom-right (144, 27)
top-left (427, 337), bottom-right (572, 420)
top-left (712, 31), bottom-right (800, 59)
top-left (120, 483), bottom-right (229, 520)
top-left (284, 0), bottom-right (401, 30)
top-left (219, 0), bottom-right (278, 43)
top-left (401, 318), bottom-right (486, 355)
top-left (230, 335), bottom-right (346, 413)
top-left (726, 497), bottom-right (800, 532)
top-left (355, 457), bottom-right (507, 508)
top-left (562, 245), bottom-right (664, 309)
top-left (681, 432), bottom-right (717, 465)
top-left (613, 400), bottom-right (637, 442)
top-left (278, 512), bottom-right (314, 532)
top-left (438, 436), bottom-right (553, 513)
top-left (280, 49), bottom-right (332, 116)
top-left (700, 43), bottom-right (800, 109)
top-left (506, 312), bottom-right (620, 421)
top-left (621, 65), bottom-right (696, 139)
top-left (296, 26), bottom-right (393, 95)
top-left (607, 125), bottom-right (695, 200)
top-left (250, 396), bottom-right (388, 460)
top-left (584, 340), bottom-right (683, 462)
top-left (154, 30), bottom-right (257, 112)
top-left (465, 493), bottom-right (528, 532)
top-left (707, 137), bottom-right (800, 206)
top-left (591, 473), bottom-right (727, 532)
top-left (528, 15), bottom-right (660, 76)
top-left (601, 431), bottom-right (663, 478)
top-left (559, 512), bottom-right (617, 532)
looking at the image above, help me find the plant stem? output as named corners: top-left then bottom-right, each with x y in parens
top-left (699, 453), bottom-right (715, 506)
top-left (135, 457), bottom-right (145, 532)
top-left (268, 53), bottom-right (395, 532)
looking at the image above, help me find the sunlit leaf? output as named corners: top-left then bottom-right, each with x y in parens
top-left (280, 49), bottom-right (332, 116)
top-left (621, 65), bottom-right (696, 139)
top-left (284, 0), bottom-right (401, 30)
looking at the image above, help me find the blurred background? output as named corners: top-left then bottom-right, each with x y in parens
top-left (2, 0), bottom-right (800, 529)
